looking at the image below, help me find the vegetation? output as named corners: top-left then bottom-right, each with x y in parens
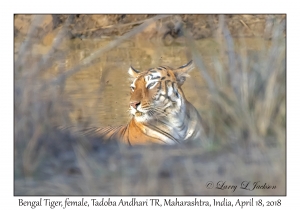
top-left (14, 14), bottom-right (285, 195)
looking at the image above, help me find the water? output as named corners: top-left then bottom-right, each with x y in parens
top-left (62, 38), bottom-right (210, 127)
top-left (15, 36), bottom-right (271, 128)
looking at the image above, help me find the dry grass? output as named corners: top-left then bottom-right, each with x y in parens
top-left (14, 15), bottom-right (285, 195)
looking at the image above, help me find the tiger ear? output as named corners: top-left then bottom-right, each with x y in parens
top-left (172, 60), bottom-right (194, 86)
top-left (128, 66), bottom-right (140, 78)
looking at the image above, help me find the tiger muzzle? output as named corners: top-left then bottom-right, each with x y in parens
top-left (130, 101), bottom-right (141, 109)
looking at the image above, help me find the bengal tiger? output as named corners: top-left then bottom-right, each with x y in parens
top-left (79, 60), bottom-right (203, 145)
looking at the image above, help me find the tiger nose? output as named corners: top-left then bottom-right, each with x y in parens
top-left (130, 101), bottom-right (140, 109)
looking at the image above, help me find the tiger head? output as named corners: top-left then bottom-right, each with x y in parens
top-left (128, 60), bottom-right (194, 123)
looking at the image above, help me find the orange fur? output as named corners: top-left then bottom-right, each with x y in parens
top-left (86, 60), bottom-right (202, 145)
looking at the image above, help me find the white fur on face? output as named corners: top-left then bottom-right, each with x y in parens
top-left (129, 70), bottom-right (183, 123)
top-left (145, 72), bottom-right (162, 89)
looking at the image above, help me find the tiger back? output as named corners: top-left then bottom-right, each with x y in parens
top-left (82, 60), bottom-right (202, 145)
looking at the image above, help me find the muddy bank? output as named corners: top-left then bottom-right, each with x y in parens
top-left (14, 14), bottom-right (286, 43)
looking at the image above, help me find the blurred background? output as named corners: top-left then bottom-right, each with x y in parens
top-left (14, 14), bottom-right (286, 195)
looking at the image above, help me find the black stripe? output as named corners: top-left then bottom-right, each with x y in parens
top-left (164, 80), bottom-right (169, 94)
top-left (157, 82), bottom-right (161, 91)
top-left (124, 125), bottom-right (131, 146)
top-left (171, 82), bottom-right (175, 90)
top-left (134, 121), bottom-right (167, 144)
top-left (130, 66), bottom-right (140, 73)
top-left (151, 76), bottom-right (161, 80)
top-left (148, 124), bottom-right (179, 143)
top-left (171, 82), bottom-right (179, 98)
top-left (178, 60), bottom-right (193, 69)
top-left (161, 76), bottom-right (166, 80)
top-left (177, 122), bottom-right (185, 131)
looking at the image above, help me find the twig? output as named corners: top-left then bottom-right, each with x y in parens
top-left (81, 19), bottom-right (148, 33)
top-left (239, 19), bottom-right (255, 36)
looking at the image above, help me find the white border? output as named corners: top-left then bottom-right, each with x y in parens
top-left (3, 0), bottom-right (297, 209)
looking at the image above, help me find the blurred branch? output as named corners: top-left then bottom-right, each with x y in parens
top-left (31, 15), bottom-right (75, 76)
top-left (183, 28), bottom-right (216, 92)
top-left (219, 15), bottom-right (241, 100)
top-left (47, 15), bottom-right (171, 88)
top-left (15, 15), bottom-right (46, 71)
